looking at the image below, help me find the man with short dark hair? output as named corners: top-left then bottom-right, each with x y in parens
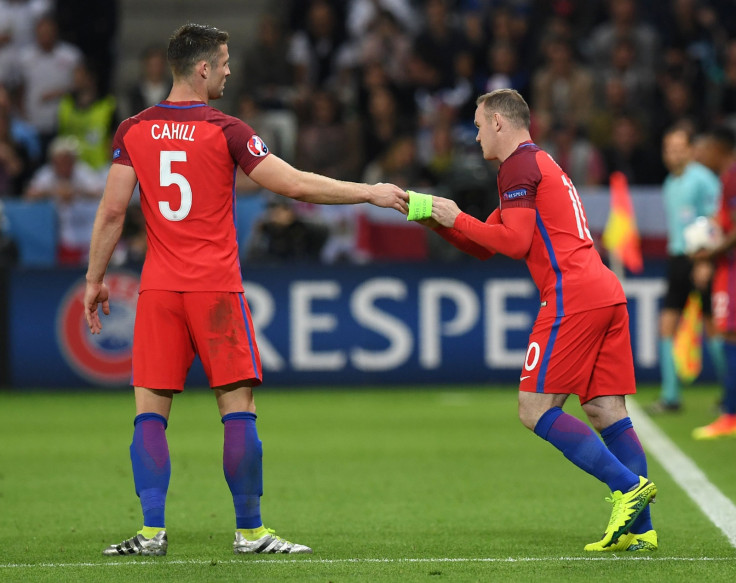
top-left (85, 23), bottom-right (408, 557)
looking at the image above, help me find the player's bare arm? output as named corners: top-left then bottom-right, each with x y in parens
top-left (248, 154), bottom-right (409, 213)
top-left (84, 164), bottom-right (138, 334)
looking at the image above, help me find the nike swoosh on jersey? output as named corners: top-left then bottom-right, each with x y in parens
top-left (520, 376), bottom-right (531, 381)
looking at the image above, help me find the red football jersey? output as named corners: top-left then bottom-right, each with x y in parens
top-left (112, 100), bottom-right (269, 292)
top-left (715, 163), bottom-right (736, 239)
top-left (454, 142), bottom-right (626, 316)
top-left (712, 162), bottom-right (736, 332)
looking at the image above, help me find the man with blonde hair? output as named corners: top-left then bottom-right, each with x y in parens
top-left (416, 88), bottom-right (657, 551)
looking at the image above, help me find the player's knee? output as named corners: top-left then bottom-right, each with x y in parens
top-left (517, 402), bottom-right (539, 431)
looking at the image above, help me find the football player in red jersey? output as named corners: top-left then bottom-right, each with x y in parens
top-left (417, 89), bottom-right (657, 552)
top-left (690, 127), bottom-right (736, 439)
top-left (83, 23), bottom-right (408, 557)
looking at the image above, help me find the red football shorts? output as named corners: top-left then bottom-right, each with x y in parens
top-left (712, 260), bottom-right (736, 334)
top-left (132, 290), bottom-right (262, 391)
top-left (519, 303), bottom-right (635, 403)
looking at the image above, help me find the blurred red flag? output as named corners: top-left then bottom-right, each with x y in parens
top-left (673, 291), bottom-right (703, 383)
top-left (602, 171), bottom-right (643, 273)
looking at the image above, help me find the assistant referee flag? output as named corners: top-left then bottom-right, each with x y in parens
top-left (602, 171), bottom-right (643, 274)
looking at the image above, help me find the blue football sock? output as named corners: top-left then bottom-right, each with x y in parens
top-left (722, 341), bottom-right (736, 414)
top-left (659, 337), bottom-right (680, 405)
top-left (600, 418), bottom-right (652, 534)
top-left (707, 337), bottom-right (727, 385)
top-left (222, 412), bottom-right (263, 529)
top-left (534, 407), bottom-right (639, 494)
top-left (130, 413), bottom-right (170, 528)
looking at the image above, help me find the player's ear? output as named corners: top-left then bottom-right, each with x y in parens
top-left (493, 112), bottom-right (502, 131)
top-left (198, 60), bottom-right (209, 79)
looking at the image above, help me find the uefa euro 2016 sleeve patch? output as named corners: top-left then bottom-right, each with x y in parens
top-left (503, 188), bottom-right (527, 200)
top-left (247, 135), bottom-right (269, 157)
top-left (113, 148), bottom-right (121, 160)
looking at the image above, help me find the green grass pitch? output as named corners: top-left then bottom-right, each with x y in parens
top-left (1, 384), bottom-right (735, 582)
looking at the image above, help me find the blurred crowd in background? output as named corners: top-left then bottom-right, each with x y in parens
top-left (2, 0), bottom-right (736, 267)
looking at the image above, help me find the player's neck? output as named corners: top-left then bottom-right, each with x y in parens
top-left (498, 132), bottom-right (532, 163)
top-left (166, 80), bottom-right (208, 105)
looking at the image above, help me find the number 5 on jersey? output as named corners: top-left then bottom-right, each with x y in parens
top-left (159, 151), bottom-right (192, 221)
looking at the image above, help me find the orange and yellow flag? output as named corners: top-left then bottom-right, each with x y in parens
top-left (602, 171), bottom-right (643, 273)
top-left (673, 291), bottom-right (703, 383)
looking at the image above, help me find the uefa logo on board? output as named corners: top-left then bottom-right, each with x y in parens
top-left (56, 272), bottom-right (139, 385)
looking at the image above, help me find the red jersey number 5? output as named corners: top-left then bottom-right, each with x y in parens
top-left (159, 151), bottom-right (192, 221)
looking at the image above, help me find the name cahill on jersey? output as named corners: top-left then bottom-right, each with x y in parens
top-left (150, 123), bottom-right (195, 141)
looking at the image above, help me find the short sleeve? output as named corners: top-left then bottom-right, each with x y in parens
top-left (498, 148), bottom-right (542, 210)
top-left (222, 117), bottom-right (271, 175)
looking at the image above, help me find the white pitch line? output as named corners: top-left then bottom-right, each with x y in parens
top-left (628, 398), bottom-right (736, 547)
top-left (1, 556), bottom-right (735, 569)
top-left (3, 399), bottom-right (735, 571)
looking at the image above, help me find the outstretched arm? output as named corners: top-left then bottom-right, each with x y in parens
top-left (431, 196), bottom-right (536, 260)
top-left (84, 164), bottom-right (137, 334)
top-left (428, 208), bottom-right (502, 260)
top-left (248, 154), bottom-right (409, 213)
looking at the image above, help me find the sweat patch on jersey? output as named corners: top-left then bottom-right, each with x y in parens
top-left (247, 135), bottom-right (269, 157)
top-left (503, 188), bottom-right (527, 200)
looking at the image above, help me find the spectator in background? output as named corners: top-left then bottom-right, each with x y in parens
top-left (287, 0), bottom-right (355, 103)
top-left (585, 0), bottom-right (660, 79)
top-left (658, 0), bottom-right (723, 95)
top-left (485, 40), bottom-right (529, 97)
top-left (0, 82), bottom-right (41, 166)
top-left (362, 134), bottom-right (432, 191)
top-left (236, 94), bottom-right (299, 167)
top-left (295, 89), bottom-right (361, 181)
top-left (346, 0), bottom-right (416, 40)
top-left (649, 125), bottom-right (723, 414)
top-left (542, 120), bottom-right (605, 187)
top-left (0, 197), bottom-right (18, 266)
top-left (717, 39), bottom-right (736, 130)
top-left (246, 197), bottom-right (328, 264)
top-left (355, 59), bottom-right (415, 123)
top-left (483, 3), bottom-right (533, 75)
top-left (124, 46), bottom-right (170, 117)
top-left (110, 204), bottom-right (146, 268)
top-left (411, 0), bottom-right (469, 92)
top-left (24, 135), bottom-right (101, 264)
top-left (239, 14), bottom-right (301, 164)
top-left (241, 14), bottom-right (295, 110)
top-left (423, 121), bottom-right (457, 187)
top-left (55, 0), bottom-right (118, 95)
top-left (601, 113), bottom-right (665, 185)
top-left (531, 36), bottom-right (594, 129)
top-left (18, 13), bottom-right (82, 161)
top-left (57, 60), bottom-right (116, 173)
top-left (361, 85), bottom-right (414, 167)
top-left (594, 35), bottom-right (654, 113)
top-left (354, 8), bottom-right (413, 88)
top-left (588, 76), bottom-right (642, 150)
top-left (0, 0), bottom-right (51, 87)
top-left (457, 2), bottom-right (487, 78)
top-left (650, 77), bottom-right (703, 150)
top-left (0, 94), bottom-right (30, 196)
